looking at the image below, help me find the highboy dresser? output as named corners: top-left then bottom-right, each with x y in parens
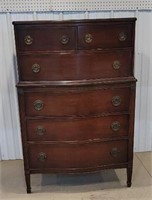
top-left (13, 18), bottom-right (136, 193)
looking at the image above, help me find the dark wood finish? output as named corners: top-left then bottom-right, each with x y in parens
top-left (14, 26), bottom-right (77, 51)
top-left (24, 87), bottom-right (130, 117)
top-left (26, 114), bottom-right (129, 141)
top-left (17, 76), bottom-right (136, 87)
top-left (28, 141), bottom-right (128, 169)
top-left (13, 18), bottom-right (136, 193)
top-left (18, 49), bottom-right (133, 81)
top-left (127, 83), bottom-right (136, 187)
top-left (25, 173), bottom-right (31, 193)
top-left (78, 23), bottom-right (134, 49)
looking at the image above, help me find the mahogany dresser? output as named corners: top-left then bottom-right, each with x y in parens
top-left (13, 18), bottom-right (136, 193)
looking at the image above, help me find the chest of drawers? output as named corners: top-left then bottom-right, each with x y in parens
top-left (13, 18), bottom-right (136, 193)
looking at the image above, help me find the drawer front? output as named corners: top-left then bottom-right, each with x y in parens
top-left (15, 26), bottom-right (76, 51)
top-left (25, 87), bottom-right (130, 117)
top-left (28, 141), bottom-right (128, 169)
top-left (78, 23), bottom-right (134, 49)
top-left (27, 115), bottom-right (129, 141)
top-left (18, 50), bottom-right (133, 81)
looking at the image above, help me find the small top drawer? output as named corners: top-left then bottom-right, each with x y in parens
top-left (78, 23), bottom-right (134, 49)
top-left (14, 26), bottom-right (76, 52)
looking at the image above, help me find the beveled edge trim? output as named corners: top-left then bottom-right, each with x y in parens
top-left (17, 47), bottom-right (134, 55)
top-left (17, 77), bottom-right (137, 88)
top-left (26, 111), bottom-right (129, 120)
top-left (27, 137), bottom-right (128, 145)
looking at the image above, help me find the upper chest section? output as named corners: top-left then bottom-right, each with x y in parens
top-left (13, 18), bottom-right (136, 52)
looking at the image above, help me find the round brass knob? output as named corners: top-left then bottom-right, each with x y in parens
top-left (24, 35), bottom-right (33, 45)
top-left (38, 152), bottom-right (47, 162)
top-left (118, 32), bottom-right (127, 42)
top-left (36, 126), bottom-right (46, 136)
top-left (112, 96), bottom-right (122, 107)
top-left (60, 35), bottom-right (69, 45)
top-left (85, 33), bottom-right (93, 44)
top-left (32, 64), bottom-right (41, 73)
top-left (34, 100), bottom-right (44, 111)
top-left (113, 60), bottom-right (121, 70)
top-left (111, 121), bottom-right (120, 131)
top-left (110, 147), bottom-right (120, 157)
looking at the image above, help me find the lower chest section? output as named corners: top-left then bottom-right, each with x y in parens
top-left (19, 83), bottom-right (135, 172)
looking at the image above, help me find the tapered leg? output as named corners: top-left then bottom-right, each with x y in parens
top-left (25, 173), bottom-right (31, 193)
top-left (127, 165), bottom-right (133, 187)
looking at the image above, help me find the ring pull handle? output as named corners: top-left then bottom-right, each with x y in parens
top-left (34, 100), bottom-right (44, 111)
top-left (60, 35), bottom-right (69, 45)
top-left (85, 33), bottom-right (93, 44)
top-left (110, 147), bottom-right (121, 157)
top-left (32, 64), bottom-right (41, 73)
top-left (38, 152), bottom-right (47, 162)
top-left (112, 96), bottom-right (122, 107)
top-left (118, 32), bottom-right (127, 42)
top-left (24, 35), bottom-right (33, 45)
top-left (36, 126), bottom-right (46, 136)
top-left (113, 60), bottom-right (121, 70)
top-left (111, 121), bottom-right (121, 132)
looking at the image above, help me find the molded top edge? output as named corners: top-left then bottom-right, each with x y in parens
top-left (12, 17), bottom-right (137, 25)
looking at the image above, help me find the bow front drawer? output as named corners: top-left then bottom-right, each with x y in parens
top-left (24, 87), bottom-right (130, 117)
top-left (28, 141), bottom-right (128, 170)
top-left (26, 115), bottom-right (129, 141)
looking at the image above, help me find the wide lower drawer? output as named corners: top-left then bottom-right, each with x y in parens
top-left (18, 49), bottom-right (133, 81)
top-left (26, 115), bottom-right (129, 141)
top-left (24, 87), bottom-right (130, 117)
top-left (28, 141), bottom-right (128, 169)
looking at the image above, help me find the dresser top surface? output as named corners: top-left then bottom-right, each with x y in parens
top-left (12, 17), bottom-right (136, 25)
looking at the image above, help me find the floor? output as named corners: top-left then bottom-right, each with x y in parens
top-left (0, 152), bottom-right (152, 200)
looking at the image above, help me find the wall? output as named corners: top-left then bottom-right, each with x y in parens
top-left (0, 10), bottom-right (152, 160)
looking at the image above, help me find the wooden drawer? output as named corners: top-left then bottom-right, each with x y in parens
top-left (14, 26), bottom-right (76, 52)
top-left (26, 115), bottom-right (129, 141)
top-left (78, 23), bottom-right (134, 49)
top-left (18, 49), bottom-right (133, 81)
top-left (24, 87), bottom-right (130, 117)
top-left (28, 141), bottom-right (128, 169)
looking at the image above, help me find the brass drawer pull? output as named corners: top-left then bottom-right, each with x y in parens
top-left (85, 33), bottom-right (93, 44)
top-left (60, 35), bottom-right (69, 45)
top-left (113, 60), bottom-right (121, 70)
top-left (36, 126), bottom-right (46, 136)
top-left (111, 121), bottom-right (120, 131)
top-left (24, 35), bottom-right (33, 45)
top-left (112, 96), bottom-right (122, 107)
top-left (32, 64), bottom-right (41, 73)
top-left (38, 152), bottom-right (47, 162)
top-left (34, 100), bottom-right (44, 111)
top-left (118, 32), bottom-right (127, 41)
top-left (110, 147), bottom-right (120, 157)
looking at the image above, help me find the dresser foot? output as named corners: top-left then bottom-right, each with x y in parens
top-left (127, 181), bottom-right (132, 187)
top-left (127, 165), bottom-right (133, 187)
top-left (26, 188), bottom-right (31, 193)
top-left (25, 173), bottom-right (31, 193)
